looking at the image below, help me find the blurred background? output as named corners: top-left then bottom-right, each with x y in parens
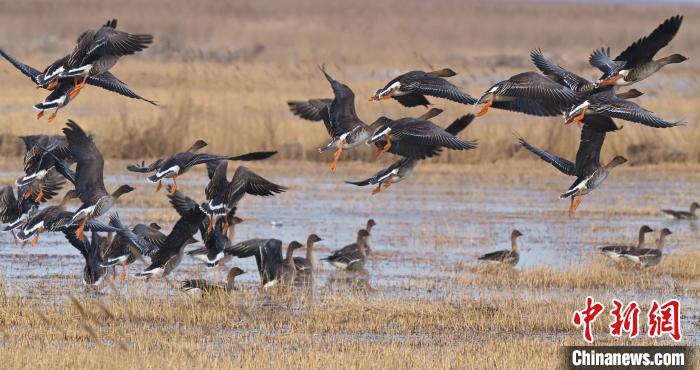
top-left (0, 0), bottom-right (697, 165)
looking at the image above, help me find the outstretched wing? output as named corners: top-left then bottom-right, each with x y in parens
top-left (287, 99), bottom-right (332, 121)
top-left (87, 72), bottom-right (157, 105)
top-left (616, 15), bottom-right (683, 67)
top-left (0, 48), bottom-right (41, 82)
top-left (518, 137), bottom-right (576, 176)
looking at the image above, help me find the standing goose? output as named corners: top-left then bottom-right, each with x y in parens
top-left (621, 229), bottom-right (673, 267)
top-left (367, 113), bottom-right (478, 159)
top-left (321, 229), bottom-right (371, 272)
top-left (127, 140), bottom-right (277, 193)
top-left (474, 72), bottom-right (578, 117)
top-left (661, 202), bottom-right (699, 220)
top-left (368, 69), bottom-right (476, 107)
top-left (180, 267), bottom-right (246, 297)
top-left (478, 230), bottom-right (523, 266)
top-left (600, 225), bottom-right (654, 262)
top-left (135, 207), bottom-right (207, 279)
top-left (62, 120), bottom-right (134, 239)
top-left (519, 115), bottom-right (627, 215)
top-left (288, 67), bottom-right (380, 173)
top-left (200, 161), bottom-right (286, 228)
top-left (293, 234), bottom-right (323, 276)
top-left (354, 113), bottom-right (475, 194)
top-left (590, 15), bottom-right (686, 87)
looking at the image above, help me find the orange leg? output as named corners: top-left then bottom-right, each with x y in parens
top-left (170, 176), bottom-right (178, 193)
top-left (68, 75), bottom-right (89, 100)
top-left (31, 229), bottom-right (41, 246)
top-left (476, 94), bottom-right (494, 117)
top-left (567, 189), bottom-right (584, 217)
top-left (208, 215), bottom-right (215, 233)
top-left (330, 142), bottom-right (344, 173)
top-left (565, 107), bottom-right (587, 126)
top-left (155, 181), bottom-right (163, 192)
top-left (11, 231), bottom-right (18, 246)
top-left (382, 174), bottom-right (395, 190)
top-left (36, 110), bottom-right (45, 120)
top-left (381, 134), bottom-right (392, 155)
top-left (374, 146), bottom-right (383, 157)
top-left (120, 262), bottom-right (127, 281)
top-left (23, 183), bottom-right (33, 200)
top-left (34, 185), bottom-right (44, 203)
top-left (75, 216), bottom-right (89, 239)
top-left (46, 79), bottom-right (58, 91)
top-left (371, 184), bottom-right (382, 195)
top-left (222, 217), bottom-right (230, 235)
top-left (112, 265), bottom-right (117, 276)
top-left (47, 108), bottom-right (60, 123)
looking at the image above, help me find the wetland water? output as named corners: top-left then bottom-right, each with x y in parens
top-left (0, 162), bottom-right (697, 342)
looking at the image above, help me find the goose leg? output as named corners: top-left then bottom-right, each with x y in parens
top-left (170, 176), bottom-right (178, 193)
top-left (120, 262), bottom-right (127, 281)
top-left (11, 230), bottom-right (18, 246)
top-left (382, 174), bottom-right (394, 190)
top-left (31, 229), bottom-right (41, 246)
top-left (371, 184), bottom-right (382, 195)
top-left (155, 181), bottom-right (162, 192)
top-left (75, 216), bottom-right (89, 239)
top-left (330, 142), bottom-right (344, 173)
top-left (46, 79), bottom-right (58, 91)
top-left (23, 183), bottom-right (33, 200)
top-left (68, 75), bottom-right (89, 100)
top-left (476, 93), bottom-right (494, 117)
top-left (380, 134), bottom-right (392, 155)
top-left (36, 110), bottom-right (45, 120)
top-left (567, 190), bottom-right (584, 216)
top-left (34, 184), bottom-right (44, 203)
top-left (47, 108), bottom-right (60, 123)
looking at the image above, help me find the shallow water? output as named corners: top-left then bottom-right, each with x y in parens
top-left (0, 163), bottom-right (698, 342)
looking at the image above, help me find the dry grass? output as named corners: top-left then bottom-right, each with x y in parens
top-left (0, 0), bottom-right (698, 163)
top-left (0, 267), bottom-right (695, 369)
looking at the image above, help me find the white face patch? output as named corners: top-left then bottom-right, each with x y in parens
top-left (208, 201), bottom-right (224, 210)
top-left (572, 100), bottom-right (590, 113)
top-left (489, 86), bottom-right (499, 93)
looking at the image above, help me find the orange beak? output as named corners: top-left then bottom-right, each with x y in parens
top-left (598, 74), bottom-right (623, 87)
top-left (565, 108), bottom-right (587, 126)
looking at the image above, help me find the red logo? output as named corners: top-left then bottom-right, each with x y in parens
top-left (609, 299), bottom-right (640, 338)
top-left (647, 299), bottom-right (682, 342)
top-left (572, 296), bottom-right (605, 343)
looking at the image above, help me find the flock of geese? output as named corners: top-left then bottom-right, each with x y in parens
top-left (0, 16), bottom-right (696, 291)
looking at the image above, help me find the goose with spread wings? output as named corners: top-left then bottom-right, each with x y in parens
top-left (369, 68), bottom-right (476, 107)
top-left (16, 134), bottom-right (75, 190)
top-left (353, 112), bottom-right (475, 194)
top-left (1, 170), bottom-right (66, 237)
top-left (519, 115), bottom-right (627, 216)
top-left (127, 139), bottom-right (277, 193)
top-left (367, 111), bottom-right (477, 160)
top-left (590, 15), bottom-right (686, 87)
top-left (474, 71), bottom-right (579, 117)
top-left (61, 120), bottom-right (135, 239)
top-left (287, 67), bottom-right (382, 173)
top-left (223, 238), bottom-right (304, 289)
top-left (200, 161), bottom-right (286, 229)
top-left (135, 207), bottom-right (207, 279)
